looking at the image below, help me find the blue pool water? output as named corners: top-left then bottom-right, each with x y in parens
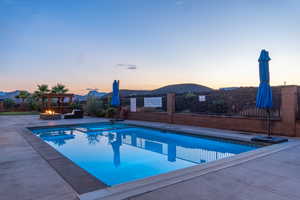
top-left (31, 123), bottom-right (258, 186)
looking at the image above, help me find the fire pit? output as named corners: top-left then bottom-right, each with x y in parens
top-left (40, 110), bottom-right (62, 120)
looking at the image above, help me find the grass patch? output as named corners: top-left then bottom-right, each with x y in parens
top-left (0, 111), bottom-right (39, 115)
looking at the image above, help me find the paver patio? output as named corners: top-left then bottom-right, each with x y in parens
top-left (0, 115), bottom-right (300, 200)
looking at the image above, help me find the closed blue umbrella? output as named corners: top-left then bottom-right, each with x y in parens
top-left (252, 50), bottom-right (288, 143)
top-left (256, 49), bottom-right (272, 137)
top-left (111, 80), bottom-right (120, 107)
top-left (256, 50), bottom-right (273, 109)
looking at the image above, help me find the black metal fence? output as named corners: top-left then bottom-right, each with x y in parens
top-left (121, 94), bottom-right (167, 112)
top-left (175, 87), bottom-right (281, 119)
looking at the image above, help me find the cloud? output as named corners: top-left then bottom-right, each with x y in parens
top-left (116, 64), bottom-right (138, 70)
top-left (116, 64), bottom-right (126, 67)
top-left (127, 66), bottom-right (137, 70)
top-left (86, 88), bottom-right (99, 91)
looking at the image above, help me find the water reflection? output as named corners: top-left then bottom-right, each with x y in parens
top-left (108, 132), bottom-right (122, 167)
top-left (33, 126), bottom-right (256, 167)
top-left (32, 125), bottom-right (258, 186)
top-left (86, 133), bottom-right (100, 145)
top-left (34, 129), bottom-right (75, 146)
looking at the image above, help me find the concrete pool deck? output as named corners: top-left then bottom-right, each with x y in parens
top-left (0, 115), bottom-right (300, 200)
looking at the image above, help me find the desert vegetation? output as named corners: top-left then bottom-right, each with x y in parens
top-left (84, 96), bottom-right (117, 118)
top-left (0, 83), bottom-right (71, 113)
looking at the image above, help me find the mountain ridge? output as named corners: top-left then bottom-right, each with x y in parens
top-left (0, 83), bottom-right (213, 101)
top-left (105, 83), bottom-right (213, 97)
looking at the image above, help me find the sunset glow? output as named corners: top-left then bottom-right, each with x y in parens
top-left (1, 0), bottom-right (300, 94)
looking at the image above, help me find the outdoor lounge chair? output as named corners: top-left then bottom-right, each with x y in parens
top-left (64, 109), bottom-right (84, 119)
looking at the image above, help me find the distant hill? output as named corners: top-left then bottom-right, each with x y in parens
top-left (86, 90), bottom-right (107, 98)
top-left (151, 84), bottom-right (212, 95)
top-left (219, 87), bottom-right (239, 91)
top-left (1, 84), bottom-right (212, 102)
top-left (101, 89), bottom-right (149, 98)
top-left (0, 90), bottom-right (22, 103)
top-left (104, 83), bottom-right (213, 97)
top-left (74, 90), bottom-right (107, 101)
top-left (0, 90), bottom-right (107, 103)
top-left (118, 89), bottom-right (150, 96)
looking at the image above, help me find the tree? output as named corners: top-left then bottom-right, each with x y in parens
top-left (51, 83), bottom-right (69, 104)
top-left (85, 97), bottom-right (105, 116)
top-left (26, 95), bottom-right (40, 111)
top-left (3, 98), bottom-right (15, 110)
top-left (51, 83), bottom-right (69, 94)
top-left (15, 91), bottom-right (30, 103)
top-left (34, 84), bottom-right (50, 105)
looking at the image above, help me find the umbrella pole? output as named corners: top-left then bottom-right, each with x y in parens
top-left (267, 108), bottom-right (271, 137)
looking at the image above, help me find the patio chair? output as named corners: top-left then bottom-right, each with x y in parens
top-left (64, 109), bottom-right (84, 119)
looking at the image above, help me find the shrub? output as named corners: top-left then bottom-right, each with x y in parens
top-left (184, 92), bottom-right (197, 98)
top-left (3, 99), bottom-right (15, 110)
top-left (96, 109), bottom-right (105, 117)
top-left (120, 106), bottom-right (129, 118)
top-left (85, 97), bottom-right (104, 116)
top-left (26, 96), bottom-right (41, 111)
top-left (208, 99), bottom-right (228, 114)
top-left (70, 101), bottom-right (82, 110)
top-left (105, 107), bottom-right (117, 118)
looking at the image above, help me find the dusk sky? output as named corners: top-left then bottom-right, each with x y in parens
top-left (1, 0), bottom-right (299, 94)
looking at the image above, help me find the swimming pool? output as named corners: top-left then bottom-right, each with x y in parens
top-left (31, 123), bottom-right (259, 186)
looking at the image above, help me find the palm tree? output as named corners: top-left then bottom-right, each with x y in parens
top-left (51, 83), bottom-right (69, 94)
top-left (15, 91), bottom-right (31, 104)
top-left (34, 84), bottom-right (50, 103)
top-left (51, 83), bottom-right (69, 105)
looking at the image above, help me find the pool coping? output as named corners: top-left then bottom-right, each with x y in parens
top-left (19, 127), bottom-right (109, 195)
top-left (28, 121), bottom-right (265, 146)
top-left (80, 141), bottom-right (299, 200)
top-left (20, 120), bottom-right (296, 200)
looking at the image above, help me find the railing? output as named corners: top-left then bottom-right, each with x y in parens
top-left (121, 95), bottom-right (167, 113)
top-left (175, 88), bottom-right (281, 119)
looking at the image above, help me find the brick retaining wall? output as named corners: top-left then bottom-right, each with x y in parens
top-left (127, 112), bottom-right (285, 136)
top-left (125, 86), bottom-right (299, 137)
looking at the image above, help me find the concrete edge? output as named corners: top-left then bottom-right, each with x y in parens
top-left (121, 120), bottom-right (289, 146)
top-left (80, 140), bottom-right (300, 200)
top-left (15, 119), bottom-right (297, 200)
top-left (18, 127), bottom-right (108, 195)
